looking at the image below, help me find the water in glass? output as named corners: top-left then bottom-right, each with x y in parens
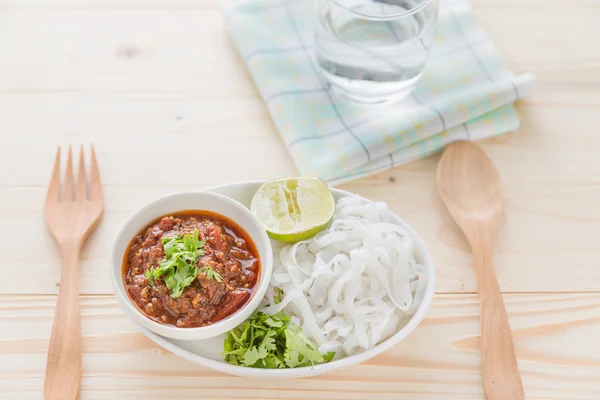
top-left (314, 0), bottom-right (439, 104)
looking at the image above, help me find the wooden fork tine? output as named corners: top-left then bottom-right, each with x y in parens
top-left (63, 146), bottom-right (74, 201)
top-left (77, 145), bottom-right (87, 201)
top-left (46, 147), bottom-right (61, 203)
top-left (90, 145), bottom-right (103, 201)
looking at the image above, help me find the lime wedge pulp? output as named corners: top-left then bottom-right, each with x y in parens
top-left (250, 177), bottom-right (335, 243)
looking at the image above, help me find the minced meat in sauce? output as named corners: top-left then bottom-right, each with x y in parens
top-left (123, 211), bottom-right (260, 327)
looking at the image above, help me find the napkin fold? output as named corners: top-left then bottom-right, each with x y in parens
top-left (223, 0), bottom-right (534, 185)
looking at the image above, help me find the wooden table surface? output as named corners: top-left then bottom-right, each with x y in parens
top-left (1, 0), bottom-right (599, 399)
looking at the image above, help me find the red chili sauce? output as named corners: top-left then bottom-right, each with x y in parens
top-left (123, 211), bottom-right (260, 327)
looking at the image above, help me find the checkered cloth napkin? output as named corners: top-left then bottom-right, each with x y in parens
top-left (222, 0), bottom-right (534, 185)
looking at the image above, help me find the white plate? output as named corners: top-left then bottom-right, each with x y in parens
top-left (131, 181), bottom-right (436, 378)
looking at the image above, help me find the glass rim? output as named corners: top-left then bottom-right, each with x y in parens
top-left (330, 0), bottom-right (434, 20)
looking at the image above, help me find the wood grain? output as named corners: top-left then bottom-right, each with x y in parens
top-left (0, 3), bottom-right (596, 94)
top-left (1, 293), bottom-right (599, 399)
top-left (437, 142), bottom-right (524, 400)
top-left (0, 0), bottom-right (598, 398)
top-left (43, 146), bottom-right (104, 400)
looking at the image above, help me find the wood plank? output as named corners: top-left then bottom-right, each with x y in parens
top-left (0, 87), bottom-right (595, 142)
top-left (0, 134), bottom-right (296, 188)
top-left (0, 0), bottom-right (598, 9)
top-left (0, 93), bottom-right (273, 139)
top-left (0, 9), bottom-right (256, 95)
top-left (0, 6), bottom-right (596, 94)
top-left (0, 293), bottom-right (599, 399)
top-left (0, 0), bottom-right (219, 8)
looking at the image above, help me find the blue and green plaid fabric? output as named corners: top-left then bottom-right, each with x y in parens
top-left (222, 0), bottom-right (534, 185)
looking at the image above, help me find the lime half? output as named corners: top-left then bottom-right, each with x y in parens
top-left (250, 177), bottom-right (335, 242)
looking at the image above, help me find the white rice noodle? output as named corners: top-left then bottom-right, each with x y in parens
top-left (261, 195), bottom-right (427, 357)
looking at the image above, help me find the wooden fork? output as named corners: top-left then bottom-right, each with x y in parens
top-left (44, 146), bottom-right (104, 400)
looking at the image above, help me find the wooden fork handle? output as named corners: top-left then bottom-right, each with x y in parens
top-left (472, 239), bottom-right (524, 400)
top-left (44, 247), bottom-right (82, 400)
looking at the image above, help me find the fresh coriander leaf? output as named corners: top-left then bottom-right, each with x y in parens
top-left (179, 250), bottom-right (196, 263)
top-left (284, 322), bottom-right (326, 366)
top-left (201, 266), bottom-right (223, 282)
top-left (208, 268), bottom-right (223, 282)
top-left (170, 285), bottom-right (184, 299)
top-left (191, 230), bottom-right (205, 252)
top-left (239, 323), bottom-right (250, 344)
top-left (259, 330), bottom-right (277, 353)
top-left (183, 234), bottom-right (193, 253)
top-left (275, 313), bottom-right (290, 323)
top-left (175, 261), bottom-right (197, 283)
top-left (223, 348), bottom-right (247, 356)
top-left (254, 330), bottom-right (266, 341)
top-left (151, 231), bottom-right (207, 298)
top-left (242, 346), bottom-right (268, 366)
top-left (164, 274), bottom-right (177, 291)
top-left (222, 311), bottom-right (333, 369)
top-left (162, 237), bottom-right (178, 255)
top-left (161, 236), bottom-right (174, 245)
top-left (249, 323), bottom-right (269, 331)
top-left (275, 347), bottom-right (286, 367)
top-left (224, 332), bottom-right (235, 353)
top-left (249, 325), bottom-right (256, 348)
top-left (230, 329), bottom-right (244, 347)
top-left (167, 259), bottom-right (198, 298)
top-left (264, 317), bottom-right (284, 328)
top-left (156, 252), bottom-right (179, 276)
top-left (225, 356), bottom-right (237, 365)
top-left (284, 350), bottom-right (302, 368)
top-left (145, 267), bottom-right (156, 288)
top-left (264, 354), bottom-right (283, 369)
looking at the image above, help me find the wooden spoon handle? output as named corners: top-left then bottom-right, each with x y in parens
top-left (44, 248), bottom-right (82, 400)
top-left (473, 240), bottom-right (524, 400)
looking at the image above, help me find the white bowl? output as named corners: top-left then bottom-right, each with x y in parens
top-left (110, 191), bottom-right (273, 341)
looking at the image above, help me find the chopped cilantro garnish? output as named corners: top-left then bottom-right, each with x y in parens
top-left (201, 266), bottom-right (223, 282)
top-left (223, 311), bottom-right (335, 369)
top-left (146, 229), bottom-right (220, 298)
top-left (145, 267), bottom-right (156, 288)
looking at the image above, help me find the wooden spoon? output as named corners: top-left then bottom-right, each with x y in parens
top-left (437, 141), bottom-right (524, 400)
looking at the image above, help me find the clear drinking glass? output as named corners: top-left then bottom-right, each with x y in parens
top-left (314, 0), bottom-right (439, 105)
